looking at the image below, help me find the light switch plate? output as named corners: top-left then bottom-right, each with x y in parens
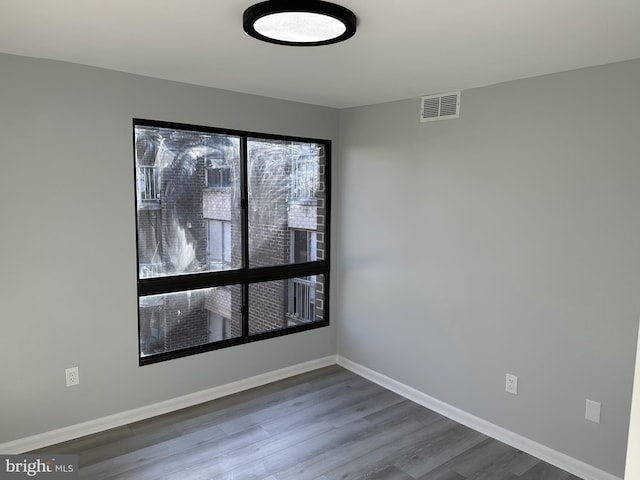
top-left (585, 399), bottom-right (601, 423)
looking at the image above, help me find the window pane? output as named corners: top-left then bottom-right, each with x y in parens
top-left (139, 285), bottom-right (242, 357)
top-left (135, 126), bottom-right (241, 278)
top-left (248, 275), bottom-right (325, 335)
top-left (248, 139), bottom-right (324, 268)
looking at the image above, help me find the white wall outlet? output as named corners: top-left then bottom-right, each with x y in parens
top-left (65, 366), bottom-right (79, 387)
top-left (505, 373), bottom-right (518, 395)
top-left (585, 399), bottom-right (601, 423)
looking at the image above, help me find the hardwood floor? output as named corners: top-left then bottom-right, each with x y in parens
top-left (31, 365), bottom-right (583, 479)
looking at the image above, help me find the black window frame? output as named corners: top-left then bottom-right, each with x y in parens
top-left (133, 118), bottom-right (331, 366)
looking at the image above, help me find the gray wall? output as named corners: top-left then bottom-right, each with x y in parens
top-left (0, 53), bottom-right (338, 443)
top-left (2, 50), bottom-right (639, 478)
top-left (336, 60), bottom-right (640, 478)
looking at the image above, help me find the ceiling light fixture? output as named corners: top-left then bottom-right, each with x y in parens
top-left (243, 0), bottom-right (357, 46)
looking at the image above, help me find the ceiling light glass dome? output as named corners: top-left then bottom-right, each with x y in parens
top-left (243, 0), bottom-right (357, 46)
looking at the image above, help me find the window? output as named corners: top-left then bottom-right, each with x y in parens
top-left (288, 230), bottom-right (318, 323)
top-left (291, 150), bottom-right (318, 200)
top-left (287, 276), bottom-right (318, 324)
top-left (208, 311), bottom-right (231, 342)
top-left (205, 156), bottom-right (231, 189)
top-left (291, 229), bottom-right (317, 263)
top-left (207, 220), bottom-right (231, 270)
top-left (134, 119), bottom-right (330, 365)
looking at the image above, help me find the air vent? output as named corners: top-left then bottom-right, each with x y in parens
top-left (420, 91), bottom-right (461, 122)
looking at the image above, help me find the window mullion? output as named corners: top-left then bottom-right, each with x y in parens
top-left (240, 136), bottom-right (249, 337)
top-left (242, 283), bottom-right (249, 340)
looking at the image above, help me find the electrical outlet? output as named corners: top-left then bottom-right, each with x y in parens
top-left (585, 399), bottom-right (601, 423)
top-left (65, 366), bottom-right (79, 387)
top-left (505, 373), bottom-right (518, 395)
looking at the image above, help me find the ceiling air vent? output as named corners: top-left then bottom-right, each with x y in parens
top-left (420, 91), bottom-right (461, 122)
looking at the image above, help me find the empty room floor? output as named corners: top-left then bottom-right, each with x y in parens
top-left (31, 365), bottom-right (582, 479)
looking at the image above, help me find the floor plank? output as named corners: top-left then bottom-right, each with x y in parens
top-left (29, 365), bottom-right (584, 480)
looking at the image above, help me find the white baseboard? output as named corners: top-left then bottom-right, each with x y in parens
top-left (336, 356), bottom-right (622, 480)
top-left (1, 354), bottom-right (622, 480)
top-left (0, 355), bottom-right (337, 455)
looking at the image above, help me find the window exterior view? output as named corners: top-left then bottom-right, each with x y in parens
top-left (134, 120), bottom-right (330, 364)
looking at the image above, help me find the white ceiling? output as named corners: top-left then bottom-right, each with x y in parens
top-left (2, 0), bottom-right (640, 108)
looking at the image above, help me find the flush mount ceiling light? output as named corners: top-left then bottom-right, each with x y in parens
top-left (243, 0), bottom-right (357, 46)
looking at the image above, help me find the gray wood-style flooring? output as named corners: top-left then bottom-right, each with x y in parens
top-left (31, 365), bottom-right (583, 479)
